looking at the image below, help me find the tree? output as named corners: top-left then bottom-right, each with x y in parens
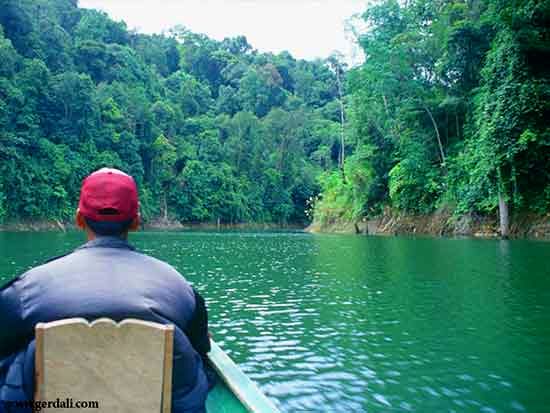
top-left (458, 0), bottom-right (550, 237)
top-left (327, 53), bottom-right (347, 172)
top-left (152, 133), bottom-right (176, 221)
top-left (238, 67), bottom-right (286, 117)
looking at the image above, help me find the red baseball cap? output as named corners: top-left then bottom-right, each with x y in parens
top-left (78, 168), bottom-right (139, 222)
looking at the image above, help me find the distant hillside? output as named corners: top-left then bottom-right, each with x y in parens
top-left (0, 0), bottom-right (344, 225)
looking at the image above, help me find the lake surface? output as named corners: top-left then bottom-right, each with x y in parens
top-left (1, 231), bottom-right (549, 412)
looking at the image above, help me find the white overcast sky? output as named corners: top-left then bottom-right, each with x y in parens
top-left (78, 0), bottom-right (368, 65)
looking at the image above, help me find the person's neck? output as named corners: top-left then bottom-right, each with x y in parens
top-left (86, 231), bottom-right (127, 241)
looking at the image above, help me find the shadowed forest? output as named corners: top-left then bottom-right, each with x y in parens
top-left (0, 0), bottom-right (548, 233)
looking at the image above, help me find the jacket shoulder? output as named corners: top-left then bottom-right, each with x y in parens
top-left (0, 251), bottom-right (74, 291)
top-left (42, 252), bottom-right (72, 265)
top-left (132, 251), bottom-right (185, 276)
top-left (0, 274), bottom-right (21, 291)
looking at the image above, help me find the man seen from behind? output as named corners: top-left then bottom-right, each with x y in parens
top-left (0, 168), bottom-right (211, 413)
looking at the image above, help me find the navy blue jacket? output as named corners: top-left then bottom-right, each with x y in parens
top-left (0, 237), bottom-right (210, 413)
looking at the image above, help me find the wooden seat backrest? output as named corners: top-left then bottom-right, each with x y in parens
top-left (35, 318), bottom-right (173, 413)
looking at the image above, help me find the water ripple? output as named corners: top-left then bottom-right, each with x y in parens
top-left (2, 232), bottom-right (550, 413)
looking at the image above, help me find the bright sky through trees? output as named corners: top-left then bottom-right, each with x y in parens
top-left (79, 0), bottom-right (367, 64)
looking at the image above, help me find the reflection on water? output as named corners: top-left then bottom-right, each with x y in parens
top-left (1, 231), bottom-right (550, 412)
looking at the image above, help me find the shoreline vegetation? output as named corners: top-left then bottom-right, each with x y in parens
top-left (306, 211), bottom-right (550, 240)
top-left (2, 213), bottom-right (549, 240)
top-left (308, 1), bottom-right (549, 238)
top-left (0, 219), bottom-right (305, 233)
top-left (0, 1), bottom-right (547, 236)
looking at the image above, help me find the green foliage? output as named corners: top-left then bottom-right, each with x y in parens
top-left (153, 133), bottom-right (177, 185)
top-left (314, 0), bottom-right (549, 224)
top-left (4, 0), bottom-right (545, 227)
top-left (313, 146), bottom-right (377, 225)
top-left (238, 67), bottom-right (286, 117)
top-left (313, 171), bottom-right (354, 225)
top-left (389, 159), bottom-right (442, 213)
top-left (0, 1), bottom-right (342, 225)
top-left (450, 3), bottom-right (550, 215)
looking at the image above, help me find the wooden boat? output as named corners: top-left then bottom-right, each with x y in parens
top-left (206, 340), bottom-right (280, 413)
top-left (35, 318), bottom-right (279, 413)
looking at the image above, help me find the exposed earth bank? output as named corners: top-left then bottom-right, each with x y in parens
top-left (306, 210), bottom-right (550, 240)
top-left (2, 213), bottom-right (549, 240)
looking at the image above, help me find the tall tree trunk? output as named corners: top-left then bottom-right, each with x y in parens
top-left (497, 169), bottom-right (510, 238)
top-left (498, 190), bottom-right (510, 238)
top-left (339, 98), bottom-right (345, 170)
top-left (335, 66), bottom-right (345, 174)
top-left (424, 106), bottom-right (446, 166)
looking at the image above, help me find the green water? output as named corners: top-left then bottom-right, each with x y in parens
top-left (1, 231), bottom-right (549, 413)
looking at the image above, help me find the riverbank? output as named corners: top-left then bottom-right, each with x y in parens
top-left (146, 219), bottom-right (303, 231)
top-left (0, 219), bottom-right (304, 232)
top-left (3, 213), bottom-right (549, 239)
top-left (306, 209), bottom-right (550, 239)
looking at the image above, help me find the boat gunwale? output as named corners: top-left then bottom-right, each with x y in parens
top-left (207, 339), bottom-right (280, 413)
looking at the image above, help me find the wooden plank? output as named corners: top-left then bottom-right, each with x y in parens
top-left (35, 318), bottom-right (172, 413)
top-left (161, 326), bottom-right (174, 413)
top-left (205, 376), bottom-right (249, 413)
top-left (207, 340), bottom-right (280, 413)
top-left (34, 325), bottom-right (45, 402)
